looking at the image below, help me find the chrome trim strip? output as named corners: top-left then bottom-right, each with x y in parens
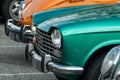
top-left (48, 62), bottom-right (84, 75)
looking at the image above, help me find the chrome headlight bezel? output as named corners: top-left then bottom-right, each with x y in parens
top-left (101, 46), bottom-right (120, 76)
top-left (51, 29), bottom-right (61, 48)
top-left (32, 26), bottom-right (36, 35)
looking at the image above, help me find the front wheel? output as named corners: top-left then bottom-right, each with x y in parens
top-left (4, 20), bottom-right (9, 36)
top-left (25, 44), bottom-right (31, 61)
top-left (55, 75), bottom-right (67, 80)
top-left (83, 53), bottom-right (106, 80)
top-left (2, 0), bottom-right (21, 21)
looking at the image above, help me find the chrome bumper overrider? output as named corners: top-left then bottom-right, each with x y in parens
top-left (27, 44), bottom-right (84, 75)
top-left (5, 19), bottom-right (21, 42)
top-left (5, 19), bottom-right (34, 43)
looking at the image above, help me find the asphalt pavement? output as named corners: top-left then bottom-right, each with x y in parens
top-left (0, 21), bottom-right (57, 80)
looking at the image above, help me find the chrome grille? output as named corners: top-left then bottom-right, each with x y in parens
top-left (36, 28), bottom-right (56, 55)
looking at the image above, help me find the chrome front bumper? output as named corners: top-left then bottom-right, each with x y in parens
top-left (5, 19), bottom-right (21, 42)
top-left (28, 44), bottom-right (84, 75)
top-left (5, 19), bottom-right (34, 43)
top-left (48, 62), bottom-right (84, 75)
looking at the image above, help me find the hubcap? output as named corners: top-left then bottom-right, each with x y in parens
top-left (9, 0), bottom-right (21, 21)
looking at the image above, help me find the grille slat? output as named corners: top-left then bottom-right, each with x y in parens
top-left (38, 39), bottom-right (54, 47)
top-left (37, 44), bottom-right (53, 54)
top-left (37, 41), bottom-right (55, 51)
top-left (36, 35), bottom-right (52, 43)
top-left (37, 29), bottom-right (51, 38)
top-left (36, 28), bottom-right (56, 55)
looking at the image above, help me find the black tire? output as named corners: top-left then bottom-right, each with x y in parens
top-left (55, 75), bottom-right (67, 80)
top-left (25, 44), bottom-right (31, 61)
top-left (4, 20), bottom-right (9, 36)
top-left (83, 53), bottom-right (106, 80)
top-left (2, 0), bottom-right (13, 20)
top-left (2, 0), bottom-right (21, 20)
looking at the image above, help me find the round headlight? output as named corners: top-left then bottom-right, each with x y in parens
top-left (51, 29), bottom-right (61, 48)
top-left (32, 26), bottom-right (36, 34)
top-left (113, 64), bottom-right (120, 80)
top-left (101, 46), bottom-right (120, 76)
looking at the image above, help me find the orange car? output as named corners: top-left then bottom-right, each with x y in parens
top-left (5, 0), bottom-right (118, 42)
top-left (21, 0), bottom-right (118, 25)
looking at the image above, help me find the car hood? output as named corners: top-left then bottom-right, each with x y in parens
top-left (36, 4), bottom-right (120, 32)
top-left (22, 0), bottom-right (69, 24)
top-left (33, 4), bottom-right (100, 26)
top-left (21, 0), bottom-right (118, 25)
top-left (24, 0), bottom-right (32, 4)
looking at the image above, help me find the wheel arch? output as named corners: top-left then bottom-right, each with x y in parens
top-left (83, 44), bottom-right (119, 75)
top-left (0, 0), bottom-right (3, 15)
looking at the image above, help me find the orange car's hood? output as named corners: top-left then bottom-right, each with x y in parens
top-left (24, 0), bottom-right (32, 4)
top-left (21, 0), bottom-right (118, 25)
top-left (21, 0), bottom-right (69, 24)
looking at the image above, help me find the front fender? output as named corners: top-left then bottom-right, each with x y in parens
top-left (87, 40), bottom-right (120, 63)
top-left (57, 17), bottom-right (120, 67)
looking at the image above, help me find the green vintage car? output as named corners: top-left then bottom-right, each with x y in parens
top-left (24, 3), bottom-right (120, 80)
top-left (100, 46), bottom-right (120, 80)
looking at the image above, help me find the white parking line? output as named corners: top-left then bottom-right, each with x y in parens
top-left (0, 46), bottom-right (25, 48)
top-left (0, 73), bottom-right (53, 76)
